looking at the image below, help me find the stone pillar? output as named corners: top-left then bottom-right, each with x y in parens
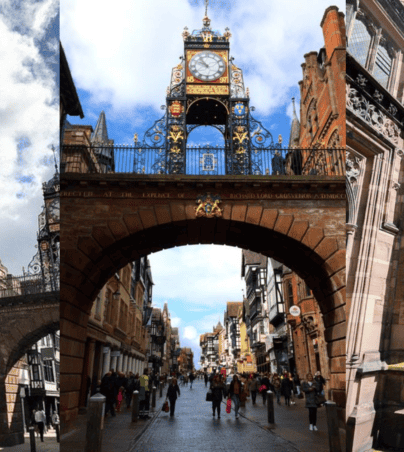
top-left (102, 346), bottom-right (111, 377)
top-left (123, 354), bottom-right (128, 374)
top-left (127, 356), bottom-right (133, 374)
top-left (110, 353), bottom-right (118, 372)
top-left (116, 353), bottom-right (123, 372)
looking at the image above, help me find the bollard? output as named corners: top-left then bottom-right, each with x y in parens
top-left (28, 426), bottom-right (36, 452)
top-left (267, 391), bottom-right (275, 424)
top-left (152, 386), bottom-right (156, 409)
top-left (325, 401), bottom-right (342, 452)
top-left (85, 392), bottom-right (106, 452)
top-left (159, 384), bottom-right (163, 398)
top-left (132, 390), bottom-right (139, 422)
top-left (55, 424), bottom-right (60, 443)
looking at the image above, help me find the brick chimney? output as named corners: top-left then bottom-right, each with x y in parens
top-left (320, 6), bottom-right (345, 61)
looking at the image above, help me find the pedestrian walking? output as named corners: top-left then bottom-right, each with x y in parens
top-left (260, 373), bottom-right (271, 405)
top-left (204, 372), bottom-right (208, 387)
top-left (293, 373), bottom-right (301, 397)
top-left (34, 408), bottom-right (46, 442)
top-left (125, 372), bottom-right (136, 409)
top-left (281, 372), bottom-right (293, 406)
top-left (189, 372), bottom-right (195, 389)
top-left (301, 373), bottom-right (322, 431)
top-left (116, 386), bottom-right (124, 412)
top-left (210, 374), bottom-right (226, 418)
top-left (166, 378), bottom-right (180, 417)
top-left (100, 372), bottom-right (116, 417)
top-left (249, 374), bottom-right (259, 405)
top-left (314, 371), bottom-right (326, 396)
top-left (228, 375), bottom-right (242, 419)
top-left (139, 368), bottom-right (151, 419)
top-left (272, 373), bottom-right (281, 405)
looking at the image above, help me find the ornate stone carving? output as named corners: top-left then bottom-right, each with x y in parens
top-left (373, 90), bottom-right (383, 102)
top-left (388, 104), bottom-right (398, 116)
top-left (346, 151), bottom-right (361, 185)
top-left (392, 182), bottom-right (400, 191)
top-left (347, 82), bottom-right (400, 146)
top-left (356, 74), bottom-right (367, 87)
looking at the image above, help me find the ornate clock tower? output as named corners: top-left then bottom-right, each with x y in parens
top-left (26, 151), bottom-right (60, 290)
top-left (154, 1), bottom-right (273, 176)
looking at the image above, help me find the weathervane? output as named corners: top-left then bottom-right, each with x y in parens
top-left (51, 145), bottom-right (59, 174)
top-left (205, 0), bottom-right (209, 16)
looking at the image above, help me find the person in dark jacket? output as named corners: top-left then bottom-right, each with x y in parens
top-left (281, 373), bottom-right (294, 406)
top-left (272, 373), bottom-right (281, 405)
top-left (210, 374), bottom-right (226, 418)
top-left (260, 373), bottom-right (270, 405)
top-left (314, 371), bottom-right (326, 395)
top-left (301, 373), bottom-right (322, 431)
top-left (249, 375), bottom-right (259, 405)
top-left (189, 372), bottom-right (195, 389)
top-left (293, 373), bottom-right (301, 397)
top-left (166, 378), bottom-right (181, 417)
top-left (228, 375), bottom-right (242, 419)
top-left (204, 372), bottom-right (209, 387)
top-left (100, 372), bottom-right (116, 417)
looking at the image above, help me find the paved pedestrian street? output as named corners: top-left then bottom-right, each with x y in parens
top-left (0, 429), bottom-right (59, 451)
top-left (131, 380), bottom-right (324, 452)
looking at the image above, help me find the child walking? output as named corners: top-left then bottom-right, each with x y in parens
top-left (116, 386), bottom-right (124, 412)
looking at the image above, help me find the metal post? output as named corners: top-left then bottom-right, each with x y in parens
top-left (132, 391), bottom-right (139, 422)
top-left (85, 393), bottom-right (105, 452)
top-left (325, 401), bottom-right (342, 452)
top-left (28, 426), bottom-right (36, 452)
top-left (267, 391), bottom-right (275, 424)
top-left (152, 386), bottom-right (156, 409)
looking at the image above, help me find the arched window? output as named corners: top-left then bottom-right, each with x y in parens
top-left (348, 18), bottom-right (372, 67)
top-left (373, 43), bottom-right (393, 88)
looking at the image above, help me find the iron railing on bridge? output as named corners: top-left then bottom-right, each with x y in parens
top-left (61, 145), bottom-right (345, 176)
top-left (0, 273), bottom-right (60, 299)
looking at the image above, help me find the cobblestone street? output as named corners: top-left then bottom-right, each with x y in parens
top-left (131, 379), bottom-right (328, 452)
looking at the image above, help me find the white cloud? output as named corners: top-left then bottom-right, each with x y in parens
top-left (0, 0), bottom-right (58, 274)
top-left (61, 0), bottom-right (344, 120)
top-left (183, 325), bottom-right (198, 341)
top-left (149, 245), bottom-right (244, 306)
top-left (171, 317), bottom-right (182, 327)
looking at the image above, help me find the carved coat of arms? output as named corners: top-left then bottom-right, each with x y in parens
top-left (195, 193), bottom-right (222, 218)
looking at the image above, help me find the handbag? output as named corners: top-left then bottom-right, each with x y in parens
top-left (226, 398), bottom-right (231, 414)
top-left (258, 385), bottom-right (267, 393)
top-left (162, 400), bottom-right (169, 412)
top-left (206, 389), bottom-right (213, 402)
top-left (315, 394), bottom-right (326, 406)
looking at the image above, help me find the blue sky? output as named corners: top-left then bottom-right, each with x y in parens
top-left (0, 0), bottom-right (59, 275)
top-left (61, 0), bottom-right (345, 368)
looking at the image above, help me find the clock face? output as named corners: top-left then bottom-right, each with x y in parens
top-left (189, 52), bottom-right (226, 82)
top-left (48, 198), bottom-right (60, 221)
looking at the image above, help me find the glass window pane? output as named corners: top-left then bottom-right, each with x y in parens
top-left (348, 18), bottom-right (372, 66)
top-left (373, 45), bottom-right (392, 88)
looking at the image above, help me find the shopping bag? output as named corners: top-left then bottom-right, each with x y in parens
top-left (258, 385), bottom-right (267, 393)
top-left (226, 398), bottom-right (231, 413)
top-left (206, 390), bottom-right (213, 402)
top-left (162, 400), bottom-right (169, 412)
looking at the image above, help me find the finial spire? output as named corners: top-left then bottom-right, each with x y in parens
top-left (51, 145), bottom-right (59, 174)
top-left (205, 0), bottom-right (209, 17)
top-left (292, 97), bottom-right (297, 119)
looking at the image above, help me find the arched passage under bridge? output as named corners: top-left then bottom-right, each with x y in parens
top-left (60, 173), bottom-right (346, 432)
top-left (0, 290), bottom-right (59, 446)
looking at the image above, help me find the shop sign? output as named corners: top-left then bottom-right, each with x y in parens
top-left (289, 305), bottom-right (301, 317)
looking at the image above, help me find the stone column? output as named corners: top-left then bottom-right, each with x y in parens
top-left (123, 354), bottom-right (128, 374)
top-left (102, 345), bottom-right (111, 377)
top-left (110, 352), bottom-right (118, 372)
top-left (117, 353), bottom-right (123, 372)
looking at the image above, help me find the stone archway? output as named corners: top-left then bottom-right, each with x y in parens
top-left (0, 292), bottom-right (59, 446)
top-left (60, 173), bottom-right (346, 431)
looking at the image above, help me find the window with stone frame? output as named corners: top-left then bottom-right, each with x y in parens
top-left (43, 359), bottom-right (54, 382)
top-left (373, 41), bottom-right (393, 88)
top-left (348, 15), bottom-right (372, 67)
